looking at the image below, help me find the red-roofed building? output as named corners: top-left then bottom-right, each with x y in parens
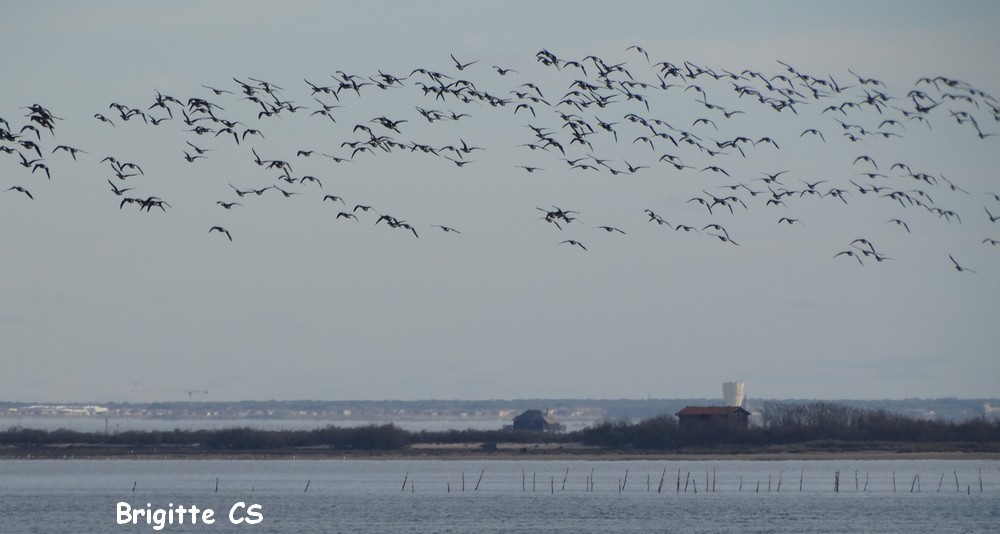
top-left (676, 406), bottom-right (750, 431)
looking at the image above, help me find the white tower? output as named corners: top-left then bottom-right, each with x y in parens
top-left (723, 381), bottom-right (745, 408)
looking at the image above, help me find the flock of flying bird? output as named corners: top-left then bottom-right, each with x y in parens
top-left (2, 46), bottom-right (998, 272)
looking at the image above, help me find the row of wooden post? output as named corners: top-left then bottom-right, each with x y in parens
top-left (130, 467), bottom-right (990, 494)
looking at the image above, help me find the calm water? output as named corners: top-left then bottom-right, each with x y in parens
top-left (1, 459), bottom-right (997, 532)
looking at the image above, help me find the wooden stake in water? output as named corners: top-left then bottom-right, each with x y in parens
top-left (462, 472), bottom-right (465, 492)
top-left (863, 472), bottom-right (869, 492)
top-left (713, 467), bottom-right (717, 492)
top-left (953, 471), bottom-right (960, 492)
top-left (776, 471), bottom-right (782, 493)
top-left (676, 469), bottom-right (681, 493)
top-left (401, 473), bottom-right (408, 492)
top-left (622, 469), bottom-right (628, 491)
top-left (474, 469), bottom-right (484, 491)
top-left (132, 481), bottom-right (137, 493)
top-left (551, 477), bottom-right (554, 494)
top-left (562, 468), bottom-right (569, 491)
top-left (522, 470), bottom-right (525, 492)
top-left (739, 474), bottom-right (743, 492)
top-left (834, 471), bottom-right (839, 493)
top-left (799, 467), bottom-right (804, 492)
top-left (215, 477), bottom-right (219, 493)
top-left (304, 480), bottom-right (310, 493)
top-left (658, 468), bottom-right (666, 493)
top-left (937, 473), bottom-right (945, 493)
top-left (892, 471), bottom-right (896, 492)
top-left (533, 472), bottom-right (536, 492)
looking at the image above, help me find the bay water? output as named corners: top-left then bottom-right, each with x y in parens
top-left (1, 458), bottom-right (997, 532)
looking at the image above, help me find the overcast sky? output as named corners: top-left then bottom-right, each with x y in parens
top-left (2, 1), bottom-right (998, 403)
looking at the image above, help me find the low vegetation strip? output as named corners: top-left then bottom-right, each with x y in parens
top-left (1, 403), bottom-right (997, 455)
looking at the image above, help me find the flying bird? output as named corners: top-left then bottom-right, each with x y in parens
top-left (853, 155), bottom-right (878, 169)
top-left (450, 53), bottom-right (478, 71)
top-left (202, 84), bottom-right (234, 95)
top-left (52, 145), bottom-right (87, 160)
top-left (708, 233), bottom-right (740, 246)
top-left (5, 186), bottom-right (33, 199)
top-left (800, 129), bottom-right (825, 141)
top-left (886, 219), bottom-right (911, 233)
top-left (834, 250), bottom-right (864, 265)
top-left (559, 239), bottom-right (588, 251)
top-left (209, 226), bottom-right (232, 241)
top-left (949, 255), bottom-right (976, 273)
top-left (986, 207), bottom-right (1000, 223)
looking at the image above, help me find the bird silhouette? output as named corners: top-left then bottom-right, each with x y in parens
top-left (559, 239), bottom-right (587, 251)
top-left (209, 226), bottom-right (232, 241)
top-left (834, 250), bottom-right (864, 265)
top-left (949, 255), bottom-right (976, 273)
top-left (708, 233), bottom-right (740, 246)
top-left (5, 186), bottom-right (33, 199)
top-left (886, 219), bottom-right (911, 233)
top-left (450, 53), bottom-right (478, 71)
top-left (52, 145), bottom-right (87, 160)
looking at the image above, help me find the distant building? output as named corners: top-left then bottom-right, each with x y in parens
top-left (676, 406), bottom-right (750, 431)
top-left (722, 381), bottom-right (746, 408)
top-left (510, 409), bottom-right (564, 432)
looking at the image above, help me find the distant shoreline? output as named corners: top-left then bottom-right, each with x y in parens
top-left (4, 444), bottom-right (999, 461)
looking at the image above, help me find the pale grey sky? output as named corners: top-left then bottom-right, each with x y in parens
top-left (1, 1), bottom-right (998, 402)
